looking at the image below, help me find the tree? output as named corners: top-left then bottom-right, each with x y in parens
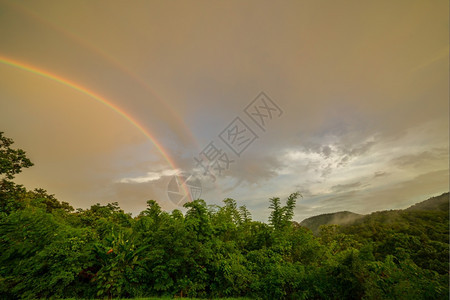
top-left (0, 132), bottom-right (34, 215)
top-left (239, 205), bottom-right (252, 223)
top-left (269, 192), bottom-right (301, 230)
top-left (0, 132), bottom-right (33, 180)
top-left (269, 197), bottom-right (283, 230)
top-left (0, 133), bottom-right (448, 300)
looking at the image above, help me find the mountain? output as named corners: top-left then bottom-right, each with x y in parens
top-left (300, 192), bottom-right (449, 234)
top-left (300, 211), bottom-right (363, 234)
top-left (406, 192), bottom-right (449, 211)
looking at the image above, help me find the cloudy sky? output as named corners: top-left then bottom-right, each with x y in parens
top-left (0, 0), bottom-right (448, 221)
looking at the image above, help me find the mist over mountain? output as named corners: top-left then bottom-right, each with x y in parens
top-left (300, 192), bottom-right (449, 234)
top-left (300, 211), bottom-right (364, 234)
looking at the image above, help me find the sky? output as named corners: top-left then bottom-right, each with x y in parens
top-left (0, 0), bottom-right (448, 222)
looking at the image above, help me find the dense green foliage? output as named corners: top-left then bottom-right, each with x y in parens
top-left (0, 132), bottom-right (449, 299)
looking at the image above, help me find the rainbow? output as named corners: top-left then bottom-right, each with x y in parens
top-left (0, 55), bottom-right (192, 202)
top-left (5, 1), bottom-right (197, 149)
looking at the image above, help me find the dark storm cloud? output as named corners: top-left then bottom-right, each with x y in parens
top-left (221, 153), bottom-right (283, 185)
top-left (331, 182), bottom-right (363, 193)
top-left (321, 145), bottom-right (332, 158)
top-left (373, 171), bottom-right (389, 178)
top-left (391, 148), bottom-right (448, 169)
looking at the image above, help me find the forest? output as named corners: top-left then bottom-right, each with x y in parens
top-left (0, 131), bottom-right (449, 299)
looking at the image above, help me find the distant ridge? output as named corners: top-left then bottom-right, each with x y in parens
top-left (300, 192), bottom-right (449, 234)
top-left (300, 211), bottom-right (363, 234)
top-left (406, 192), bottom-right (449, 212)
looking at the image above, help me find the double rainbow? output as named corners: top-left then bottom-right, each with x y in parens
top-left (0, 56), bottom-right (192, 202)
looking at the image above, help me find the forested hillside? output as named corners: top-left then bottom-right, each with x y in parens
top-left (406, 193), bottom-right (449, 211)
top-left (0, 132), bottom-right (449, 299)
top-left (300, 211), bottom-right (363, 234)
top-left (300, 193), bottom-right (449, 234)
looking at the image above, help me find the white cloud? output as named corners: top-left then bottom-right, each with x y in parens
top-left (118, 169), bottom-right (179, 183)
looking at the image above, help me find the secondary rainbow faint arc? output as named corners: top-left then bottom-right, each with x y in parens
top-left (6, 1), bottom-right (198, 149)
top-left (0, 56), bottom-right (193, 202)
